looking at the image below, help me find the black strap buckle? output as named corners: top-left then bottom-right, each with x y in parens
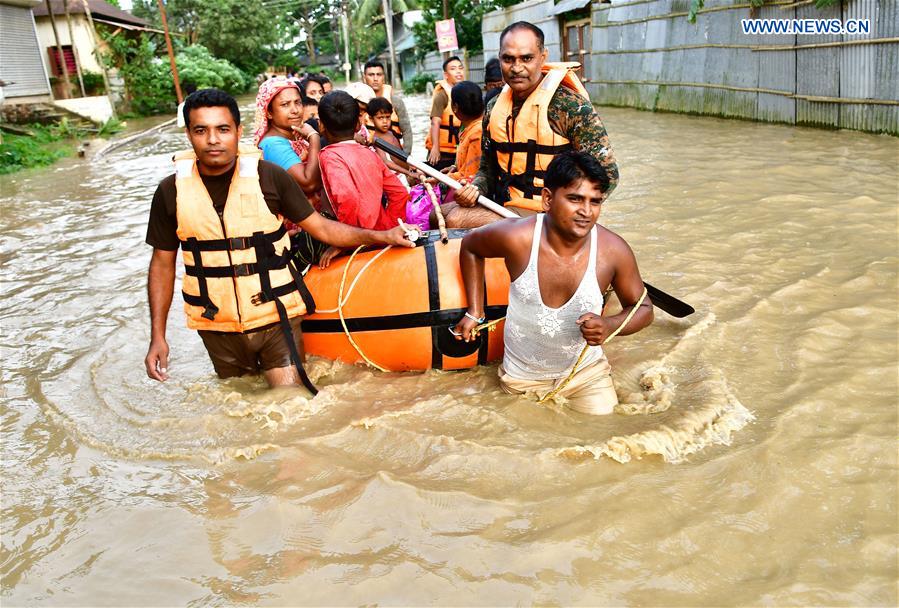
top-left (228, 236), bottom-right (250, 250)
top-left (201, 303), bottom-right (219, 320)
top-left (232, 263), bottom-right (254, 277)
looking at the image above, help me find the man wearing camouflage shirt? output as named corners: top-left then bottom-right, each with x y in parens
top-left (450, 21), bottom-right (619, 228)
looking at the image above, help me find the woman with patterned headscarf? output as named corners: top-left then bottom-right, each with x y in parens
top-left (253, 76), bottom-right (321, 198)
top-left (255, 77), bottom-right (331, 266)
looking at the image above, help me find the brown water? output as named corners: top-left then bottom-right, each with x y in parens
top-left (2, 96), bottom-right (897, 606)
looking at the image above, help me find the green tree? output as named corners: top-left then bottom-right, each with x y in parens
top-left (132, 0), bottom-right (285, 73)
top-left (354, 0), bottom-right (417, 24)
top-left (411, 0), bottom-right (517, 58)
top-left (176, 45), bottom-right (249, 93)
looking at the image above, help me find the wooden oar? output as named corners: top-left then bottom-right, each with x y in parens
top-left (373, 139), bottom-right (694, 318)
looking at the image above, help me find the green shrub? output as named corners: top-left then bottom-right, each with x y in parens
top-left (81, 71), bottom-right (106, 96)
top-left (101, 32), bottom-right (176, 115)
top-left (98, 117), bottom-right (125, 138)
top-left (404, 72), bottom-right (436, 94)
top-left (100, 30), bottom-right (251, 116)
top-left (0, 126), bottom-right (73, 174)
top-left (177, 45), bottom-right (250, 94)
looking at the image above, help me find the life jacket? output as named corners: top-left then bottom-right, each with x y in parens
top-left (364, 84), bottom-right (403, 141)
top-left (425, 79), bottom-right (460, 154)
top-left (487, 63), bottom-right (590, 211)
top-left (174, 146), bottom-right (315, 333)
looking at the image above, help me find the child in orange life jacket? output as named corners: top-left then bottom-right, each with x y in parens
top-left (316, 91), bottom-right (409, 268)
top-left (446, 81), bottom-right (484, 184)
top-left (367, 97), bottom-right (420, 185)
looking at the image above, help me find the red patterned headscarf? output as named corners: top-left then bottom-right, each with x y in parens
top-left (253, 76), bottom-right (309, 160)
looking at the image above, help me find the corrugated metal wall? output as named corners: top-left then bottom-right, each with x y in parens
top-left (0, 4), bottom-right (52, 100)
top-left (480, 0), bottom-right (898, 135)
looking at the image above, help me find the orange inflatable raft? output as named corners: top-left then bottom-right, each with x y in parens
top-left (300, 229), bottom-right (509, 371)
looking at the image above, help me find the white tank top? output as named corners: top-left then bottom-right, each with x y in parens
top-left (503, 214), bottom-right (604, 380)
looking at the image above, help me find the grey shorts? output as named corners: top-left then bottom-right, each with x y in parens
top-left (198, 317), bottom-right (304, 378)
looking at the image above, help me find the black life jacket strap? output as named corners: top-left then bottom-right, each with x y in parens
top-left (273, 298), bottom-right (318, 395)
top-left (252, 232), bottom-right (317, 394)
top-left (440, 115), bottom-right (459, 145)
top-left (179, 225), bottom-right (286, 252)
top-left (286, 252), bottom-right (316, 314)
top-left (491, 141), bottom-right (573, 155)
top-left (184, 237), bottom-right (219, 321)
top-left (490, 134), bottom-right (574, 201)
top-left (183, 248), bottom-right (293, 278)
top-left (391, 120), bottom-right (403, 140)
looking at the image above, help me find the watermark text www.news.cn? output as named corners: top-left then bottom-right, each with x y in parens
top-left (741, 18), bottom-right (870, 36)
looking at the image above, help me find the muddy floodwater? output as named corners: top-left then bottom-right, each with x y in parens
top-left (1, 93), bottom-right (897, 606)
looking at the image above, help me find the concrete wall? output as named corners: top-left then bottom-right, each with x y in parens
top-left (53, 95), bottom-right (113, 123)
top-left (482, 0), bottom-right (899, 135)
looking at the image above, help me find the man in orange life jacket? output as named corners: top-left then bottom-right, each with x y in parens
top-left (451, 21), bottom-right (619, 228)
top-left (363, 60), bottom-right (413, 155)
top-left (426, 55), bottom-right (466, 170)
top-left (144, 89), bottom-right (412, 392)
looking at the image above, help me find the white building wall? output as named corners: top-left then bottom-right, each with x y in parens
top-left (34, 15), bottom-right (103, 77)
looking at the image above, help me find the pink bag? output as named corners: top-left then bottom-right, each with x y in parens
top-left (406, 183), bottom-right (443, 231)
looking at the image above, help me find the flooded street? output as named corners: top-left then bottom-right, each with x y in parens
top-left (1, 92), bottom-right (897, 605)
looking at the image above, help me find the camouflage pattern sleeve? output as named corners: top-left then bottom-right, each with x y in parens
top-left (547, 87), bottom-right (619, 198)
top-left (391, 93), bottom-right (414, 155)
top-left (470, 95), bottom-right (499, 197)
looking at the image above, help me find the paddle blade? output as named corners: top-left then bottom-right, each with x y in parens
top-left (645, 282), bottom-right (694, 318)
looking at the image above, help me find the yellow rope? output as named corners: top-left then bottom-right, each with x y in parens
top-left (472, 317), bottom-right (504, 335)
top-left (536, 287), bottom-right (648, 405)
top-left (315, 246), bottom-right (393, 314)
top-left (337, 245), bottom-right (390, 372)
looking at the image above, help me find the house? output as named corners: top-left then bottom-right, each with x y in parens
top-left (375, 10), bottom-right (423, 84)
top-left (28, 0), bottom-right (163, 122)
top-left (0, 0), bottom-right (53, 107)
top-left (32, 0), bottom-right (156, 91)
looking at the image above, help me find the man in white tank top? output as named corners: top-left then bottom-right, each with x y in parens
top-left (452, 152), bottom-right (653, 415)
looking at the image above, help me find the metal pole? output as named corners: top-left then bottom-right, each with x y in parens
top-left (381, 0), bottom-right (399, 88)
top-left (441, 0), bottom-right (449, 61)
top-left (63, 0), bottom-right (86, 97)
top-left (45, 0), bottom-right (72, 98)
top-left (341, 7), bottom-right (351, 84)
top-left (157, 0), bottom-right (183, 103)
